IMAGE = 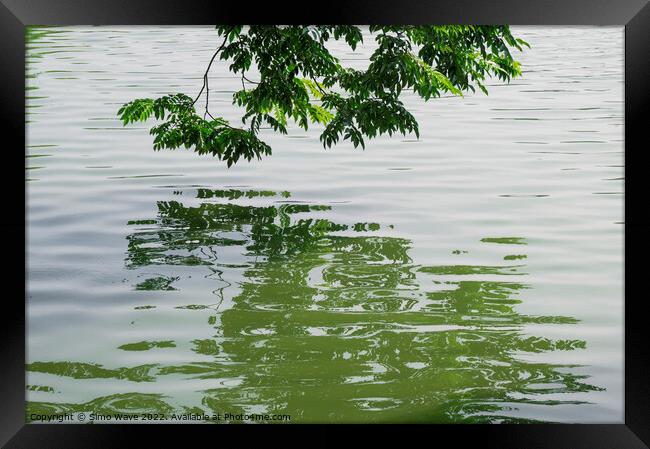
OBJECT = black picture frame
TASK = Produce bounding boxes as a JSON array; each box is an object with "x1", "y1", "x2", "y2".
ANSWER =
[{"x1": 2, "y1": 1, "x2": 648, "y2": 447}]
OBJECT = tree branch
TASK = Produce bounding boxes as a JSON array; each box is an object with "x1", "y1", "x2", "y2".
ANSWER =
[{"x1": 192, "y1": 26, "x2": 236, "y2": 114}]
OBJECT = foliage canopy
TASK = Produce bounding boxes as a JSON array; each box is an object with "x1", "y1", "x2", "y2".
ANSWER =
[{"x1": 118, "y1": 26, "x2": 528, "y2": 166}]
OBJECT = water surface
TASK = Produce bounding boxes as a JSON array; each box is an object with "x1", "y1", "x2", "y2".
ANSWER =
[{"x1": 26, "y1": 26, "x2": 624, "y2": 423}]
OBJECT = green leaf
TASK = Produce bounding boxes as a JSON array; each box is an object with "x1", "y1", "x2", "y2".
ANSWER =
[{"x1": 120, "y1": 25, "x2": 527, "y2": 165}]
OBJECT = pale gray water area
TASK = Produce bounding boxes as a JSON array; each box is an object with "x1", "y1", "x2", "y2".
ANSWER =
[{"x1": 26, "y1": 26, "x2": 624, "y2": 423}]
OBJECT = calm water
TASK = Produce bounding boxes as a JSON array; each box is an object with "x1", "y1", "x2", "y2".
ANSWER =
[{"x1": 26, "y1": 26, "x2": 624, "y2": 423}]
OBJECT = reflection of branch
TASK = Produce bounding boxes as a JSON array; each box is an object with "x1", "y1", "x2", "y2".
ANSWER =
[
  {"x1": 206, "y1": 265, "x2": 232, "y2": 315},
  {"x1": 192, "y1": 26, "x2": 236, "y2": 117}
]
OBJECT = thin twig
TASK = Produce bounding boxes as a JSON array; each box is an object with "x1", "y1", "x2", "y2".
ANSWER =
[
  {"x1": 192, "y1": 26, "x2": 236, "y2": 110},
  {"x1": 242, "y1": 74, "x2": 259, "y2": 85},
  {"x1": 309, "y1": 76, "x2": 327, "y2": 96}
]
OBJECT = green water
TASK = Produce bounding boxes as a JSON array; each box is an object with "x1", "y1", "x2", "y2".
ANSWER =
[{"x1": 26, "y1": 26, "x2": 624, "y2": 423}]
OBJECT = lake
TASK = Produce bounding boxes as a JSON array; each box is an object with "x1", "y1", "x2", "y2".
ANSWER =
[{"x1": 26, "y1": 26, "x2": 624, "y2": 423}]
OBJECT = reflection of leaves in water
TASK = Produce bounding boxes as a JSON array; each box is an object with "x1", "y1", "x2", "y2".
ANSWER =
[
  {"x1": 480, "y1": 237, "x2": 527, "y2": 245},
  {"x1": 27, "y1": 188, "x2": 602, "y2": 423},
  {"x1": 118, "y1": 340, "x2": 176, "y2": 351},
  {"x1": 27, "y1": 385, "x2": 54, "y2": 392},
  {"x1": 135, "y1": 275, "x2": 178, "y2": 291},
  {"x1": 27, "y1": 393, "x2": 176, "y2": 422},
  {"x1": 27, "y1": 361, "x2": 157, "y2": 382},
  {"x1": 127, "y1": 219, "x2": 157, "y2": 225},
  {"x1": 192, "y1": 339, "x2": 220, "y2": 356},
  {"x1": 125, "y1": 190, "x2": 383, "y2": 268},
  {"x1": 419, "y1": 265, "x2": 527, "y2": 275},
  {"x1": 175, "y1": 304, "x2": 211, "y2": 310},
  {"x1": 504, "y1": 254, "x2": 527, "y2": 260}
]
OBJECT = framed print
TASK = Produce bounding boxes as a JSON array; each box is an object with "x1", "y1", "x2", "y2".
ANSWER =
[{"x1": 1, "y1": 0, "x2": 648, "y2": 447}]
